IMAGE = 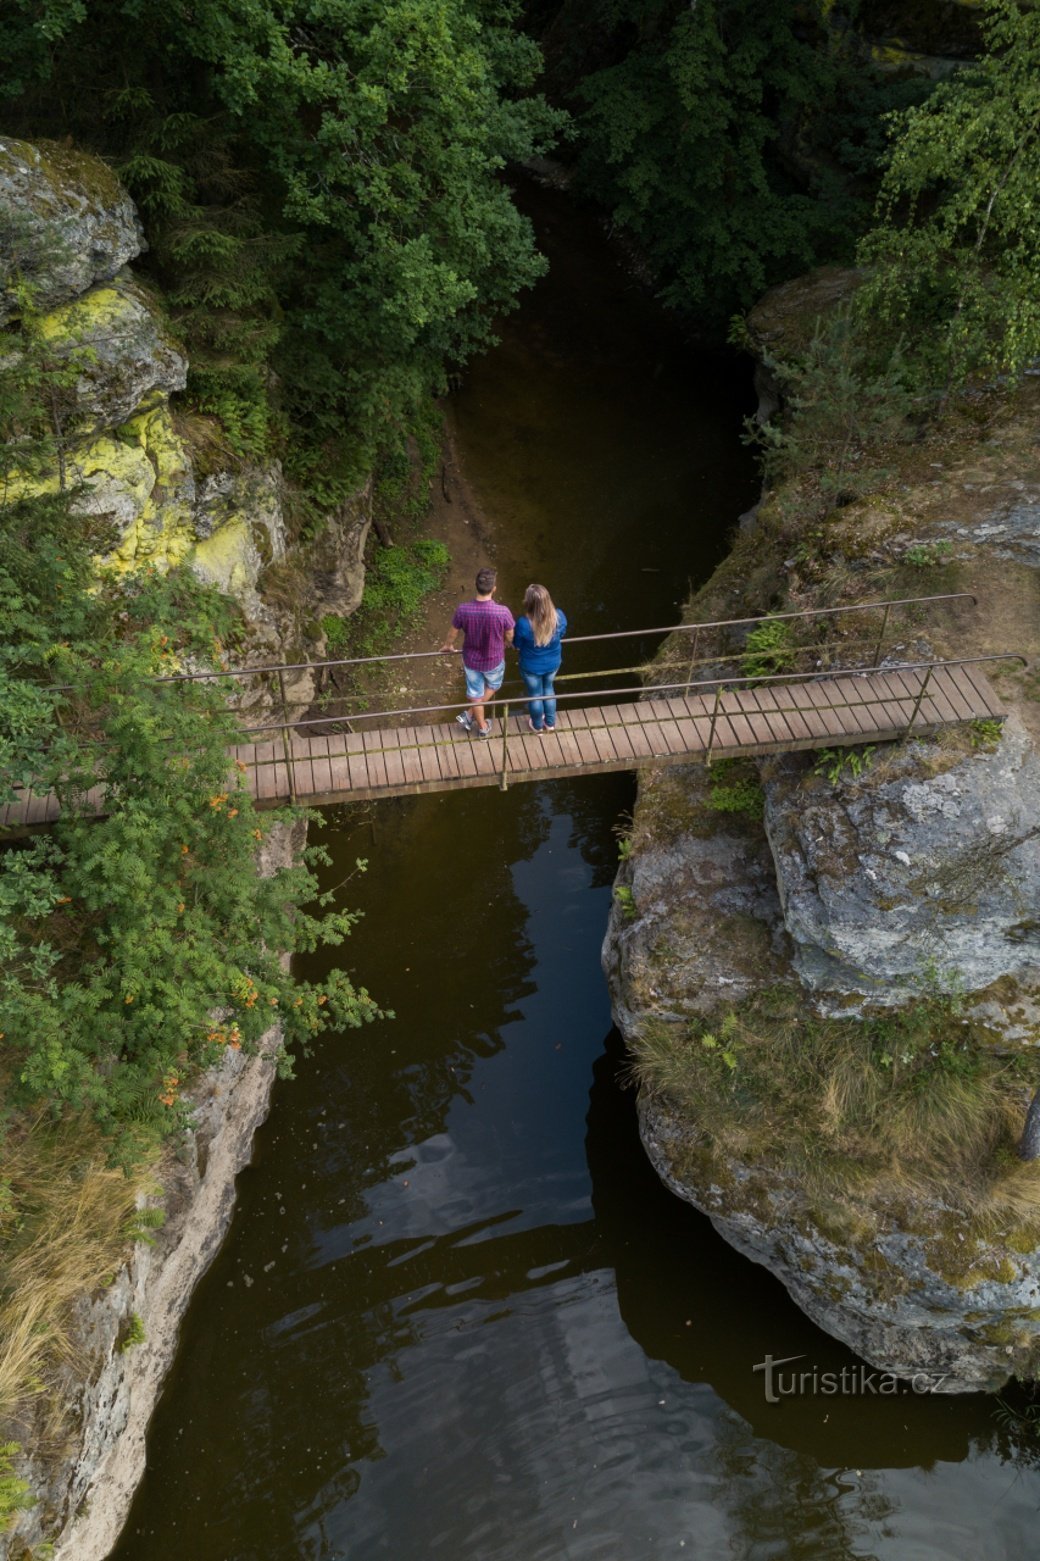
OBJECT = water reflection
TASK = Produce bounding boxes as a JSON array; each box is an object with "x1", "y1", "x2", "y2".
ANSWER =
[{"x1": 113, "y1": 780, "x2": 1040, "y2": 1561}]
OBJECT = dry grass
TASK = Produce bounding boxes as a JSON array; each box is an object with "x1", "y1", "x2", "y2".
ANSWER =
[
  {"x1": 631, "y1": 987, "x2": 1036, "y2": 1209},
  {"x1": 0, "y1": 1112, "x2": 154, "y2": 1439}
]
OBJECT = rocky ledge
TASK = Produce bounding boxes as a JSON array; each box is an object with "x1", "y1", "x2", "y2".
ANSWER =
[{"x1": 604, "y1": 276, "x2": 1040, "y2": 1394}]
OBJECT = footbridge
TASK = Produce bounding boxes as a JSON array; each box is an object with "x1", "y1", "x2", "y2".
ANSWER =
[{"x1": 1, "y1": 593, "x2": 1021, "y2": 829}]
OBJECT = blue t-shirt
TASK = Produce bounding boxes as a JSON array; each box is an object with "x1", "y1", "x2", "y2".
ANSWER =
[{"x1": 514, "y1": 609, "x2": 568, "y2": 674}]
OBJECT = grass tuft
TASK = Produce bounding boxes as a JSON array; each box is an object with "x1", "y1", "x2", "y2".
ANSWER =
[
  {"x1": 631, "y1": 986, "x2": 1037, "y2": 1210},
  {"x1": 0, "y1": 1112, "x2": 153, "y2": 1439}
]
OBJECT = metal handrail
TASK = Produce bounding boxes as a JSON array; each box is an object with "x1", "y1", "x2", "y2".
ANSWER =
[
  {"x1": 9, "y1": 652, "x2": 1022, "y2": 811},
  {"x1": 234, "y1": 653, "x2": 1025, "y2": 734},
  {"x1": 38, "y1": 591, "x2": 977, "y2": 691}
]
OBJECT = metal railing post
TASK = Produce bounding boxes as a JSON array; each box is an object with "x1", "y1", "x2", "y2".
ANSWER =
[
  {"x1": 686, "y1": 627, "x2": 700, "y2": 692},
  {"x1": 277, "y1": 668, "x2": 296, "y2": 803},
  {"x1": 705, "y1": 686, "x2": 722, "y2": 767},
  {"x1": 499, "y1": 696, "x2": 510, "y2": 791},
  {"x1": 905, "y1": 663, "x2": 934, "y2": 736},
  {"x1": 871, "y1": 602, "x2": 891, "y2": 667}
]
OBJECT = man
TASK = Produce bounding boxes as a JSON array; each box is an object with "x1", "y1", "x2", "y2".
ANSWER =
[{"x1": 440, "y1": 567, "x2": 514, "y2": 738}]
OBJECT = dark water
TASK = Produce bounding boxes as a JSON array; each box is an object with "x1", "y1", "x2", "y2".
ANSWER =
[{"x1": 113, "y1": 191, "x2": 1040, "y2": 1560}]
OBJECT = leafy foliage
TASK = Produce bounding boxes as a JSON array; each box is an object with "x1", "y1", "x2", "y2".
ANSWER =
[
  {"x1": 553, "y1": 0, "x2": 931, "y2": 328},
  {"x1": 741, "y1": 617, "x2": 795, "y2": 679},
  {"x1": 1, "y1": 0, "x2": 565, "y2": 482},
  {"x1": 706, "y1": 759, "x2": 764, "y2": 817},
  {"x1": 737, "y1": 303, "x2": 914, "y2": 502},
  {"x1": 857, "y1": 0, "x2": 1040, "y2": 391},
  {"x1": 0, "y1": 492, "x2": 385, "y2": 1161}
]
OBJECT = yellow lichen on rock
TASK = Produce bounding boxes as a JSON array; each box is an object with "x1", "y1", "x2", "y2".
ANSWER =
[
  {"x1": 97, "y1": 405, "x2": 195, "y2": 571},
  {"x1": 38, "y1": 283, "x2": 125, "y2": 342},
  {"x1": 192, "y1": 516, "x2": 259, "y2": 598}
]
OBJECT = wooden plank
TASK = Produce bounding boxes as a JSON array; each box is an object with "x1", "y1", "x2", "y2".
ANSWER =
[
  {"x1": 934, "y1": 666, "x2": 978, "y2": 722},
  {"x1": 646, "y1": 695, "x2": 693, "y2": 757},
  {"x1": 901, "y1": 667, "x2": 961, "y2": 726},
  {"x1": 711, "y1": 690, "x2": 758, "y2": 750},
  {"x1": 343, "y1": 730, "x2": 369, "y2": 792},
  {"x1": 617, "y1": 703, "x2": 662, "y2": 760},
  {"x1": 954, "y1": 663, "x2": 1004, "y2": 719},
  {"x1": 255, "y1": 761, "x2": 284, "y2": 802},
  {"x1": 553, "y1": 711, "x2": 585, "y2": 770},
  {"x1": 378, "y1": 725, "x2": 410, "y2": 790},
  {"x1": 568, "y1": 707, "x2": 606, "y2": 767},
  {"x1": 361, "y1": 724, "x2": 390, "y2": 791},
  {"x1": 467, "y1": 726, "x2": 501, "y2": 780},
  {"x1": 599, "y1": 701, "x2": 637, "y2": 761},
  {"x1": 439, "y1": 722, "x2": 473, "y2": 784},
  {"x1": 503, "y1": 715, "x2": 540, "y2": 774},
  {"x1": 822, "y1": 673, "x2": 888, "y2": 737},
  {"x1": 326, "y1": 747, "x2": 351, "y2": 798},
  {"x1": 395, "y1": 725, "x2": 428, "y2": 787},
  {"x1": 701, "y1": 691, "x2": 743, "y2": 758},
  {"x1": 743, "y1": 685, "x2": 796, "y2": 747},
  {"x1": 574, "y1": 703, "x2": 618, "y2": 763},
  {"x1": 860, "y1": 670, "x2": 914, "y2": 732},
  {"x1": 23, "y1": 788, "x2": 51, "y2": 825},
  {"x1": 759, "y1": 682, "x2": 830, "y2": 744},
  {"x1": 446, "y1": 725, "x2": 481, "y2": 781},
  {"x1": 811, "y1": 677, "x2": 869, "y2": 740},
  {"x1": 305, "y1": 733, "x2": 334, "y2": 796},
  {"x1": 412, "y1": 723, "x2": 445, "y2": 787},
  {"x1": 660, "y1": 695, "x2": 707, "y2": 758},
  {"x1": 798, "y1": 681, "x2": 854, "y2": 745},
  {"x1": 884, "y1": 669, "x2": 941, "y2": 732}
]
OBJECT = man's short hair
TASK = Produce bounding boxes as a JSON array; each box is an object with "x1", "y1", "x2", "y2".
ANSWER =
[{"x1": 475, "y1": 567, "x2": 497, "y2": 595}]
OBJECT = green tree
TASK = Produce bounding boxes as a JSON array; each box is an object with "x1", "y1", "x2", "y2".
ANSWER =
[
  {"x1": 0, "y1": 492, "x2": 384, "y2": 1160},
  {"x1": 1, "y1": 0, "x2": 564, "y2": 486},
  {"x1": 857, "y1": 0, "x2": 1040, "y2": 391},
  {"x1": 553, "y1": 0, "x2": 923, "y2": 328}
]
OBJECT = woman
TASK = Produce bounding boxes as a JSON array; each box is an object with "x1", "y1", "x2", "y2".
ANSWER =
[{"x1": 514, "y1": 583, "x2": 568, "y2": 733}]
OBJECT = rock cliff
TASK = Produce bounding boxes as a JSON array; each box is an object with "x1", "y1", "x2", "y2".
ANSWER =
[
  {"x1": 604, "y1": 274, "x2": 1040, "y2": 1394},
  {"x1": 0, "y1": 133, "x2": 373, "y2": 669},
  {"x1": 0, "y1": 137, "x2": 372, "y2": 1556}
]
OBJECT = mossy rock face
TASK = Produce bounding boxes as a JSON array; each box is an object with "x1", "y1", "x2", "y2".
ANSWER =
[
  {"x1": 0, "y1": 136, "x2": 142, "y2": 319},
  {"x1": 192, "y1": 468, "x2": 287, "y2": 604},
  {"x1": 639, "y1": 1090, "x2": 1040, "y2": 1394},
  {"x1": 37, "y1": 275, "x2": 186, "y2": 435}
]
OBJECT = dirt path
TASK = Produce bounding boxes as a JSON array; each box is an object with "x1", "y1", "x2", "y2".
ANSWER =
[{"x1": 348, "y1": 407, "x2": 511, "y2": 723}]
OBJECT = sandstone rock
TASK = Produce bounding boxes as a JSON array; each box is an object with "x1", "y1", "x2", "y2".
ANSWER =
[
  {"x1": 3, "y1": 823, "x2": 304, "y2": 1561},
  {"x1": 74, "y1": 403, "x2": 197, "y2": 567},
  {"x1": 0, "y1": 138, "x2": 142, "y2": 318},
  {"x1": 602, "y1": 765, "x2": 790, "y2": 1037}
]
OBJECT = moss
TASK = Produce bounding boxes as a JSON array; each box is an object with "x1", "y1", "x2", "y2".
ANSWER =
[
  {"x1": 34, "y1": 138, "x2": 126, "y2": 212},
  {"x1": 193, "y1": 517, "x2": 257, "y2": 595}
]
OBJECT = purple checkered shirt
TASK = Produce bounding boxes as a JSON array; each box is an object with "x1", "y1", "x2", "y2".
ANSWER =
[{"x1": 452, "y1": 598, "x2": 515, "y2": 672}]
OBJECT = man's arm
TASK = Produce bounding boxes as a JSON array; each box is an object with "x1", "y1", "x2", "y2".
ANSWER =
[{"x1": 440, "y1": 625, "x2": 459, "y2": 652}]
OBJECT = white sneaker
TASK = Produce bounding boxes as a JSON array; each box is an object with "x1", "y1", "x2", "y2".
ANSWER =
[{"x1": 455, "y1": 712, "x2": 473, "y2": 731}]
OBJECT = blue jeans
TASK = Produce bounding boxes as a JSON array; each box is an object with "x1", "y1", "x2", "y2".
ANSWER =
[{"x1": 520, "y1": 668, "x2": 558, "y2": 728}]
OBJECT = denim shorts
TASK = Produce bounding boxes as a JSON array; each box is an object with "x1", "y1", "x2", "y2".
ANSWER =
[{"x1": 464, "y1": 660, "x2": 505, "y2": 701}]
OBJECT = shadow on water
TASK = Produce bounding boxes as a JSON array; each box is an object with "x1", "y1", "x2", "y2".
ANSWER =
[{"x1": 111, "y1": 185, "x2": 1040, "y2": 1561}]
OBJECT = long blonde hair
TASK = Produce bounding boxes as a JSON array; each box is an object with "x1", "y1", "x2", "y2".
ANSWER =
[{"x1": 524, "y1": 583, "x2": 558, "y2": 647}]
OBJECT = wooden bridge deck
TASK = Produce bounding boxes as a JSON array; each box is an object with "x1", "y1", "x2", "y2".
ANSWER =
[{"x1": 1, "y1": 662, "x2": 1005, "y2": 829}]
